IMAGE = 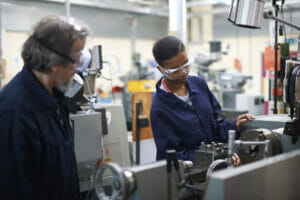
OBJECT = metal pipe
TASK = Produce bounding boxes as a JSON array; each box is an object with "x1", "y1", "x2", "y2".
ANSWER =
[
  {"x1": 227, "y1": 130, "x2": 236, "y2": 163},
  {"x1": 177, "y1": 0, "x2": 187, "y2": 44},
  {"x1": 234, "y1": 139, "x2": 271, "y2": 158},
  {"x1": 65, "y1": 0, "x2": 70, "y2": 20},
  {"x1": 83, "y1": 73, "x2": 95, "y2": 110},
  {"x1": 264, "y1": 139, "x2": 270, "y2": 158},
  {"x1": 263, "y1": 9, "x2": 300, "y2": 31},
  {"x1": 234, "y1": 140, "x2": 270, "y2": 146},
  {"x1": 274, "y1": 4, "x2": 279, "y2": 114},
  {"x1": 272, "y1": 15, "x2": 300, "y2": 30},
  {"x1": 129, "y1": 16, "x2": 137, "y2": 76},
  {"x1": 135, "y1": 101, "x2": 141, "y2": 165}
]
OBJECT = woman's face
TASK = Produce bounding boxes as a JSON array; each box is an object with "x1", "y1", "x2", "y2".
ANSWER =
[{"x1": 160, "y1": 51, "x2": 190, "y2": 82}]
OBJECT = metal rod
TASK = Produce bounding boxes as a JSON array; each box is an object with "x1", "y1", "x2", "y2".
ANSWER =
[
  {"x1": 268, "y1": 14, "x2": 300, "y2": 31},
  {"x1": 65, "y1": 0, "x2": 71, "y2": 20},
  {"x1": 83, "y1": 74, "x2": 95, "y2": 110},
  {"x1": 227, "y1": 130, "x2": 236, "y2": 163},
  {"x1": 273, "y1": 5, "x2": 279, "y2": 114},
  {"x1": 135, "y1": 101, "x2": 142, "y2": 165},
  {"x1": 264, "y1": 140, "x2": 270, "y2": 159},
  {"x1": 129, "y1": 16, "x2": 138, "y2": 77},
  {"x1": 177, "y1": 0, "x2": 186, "y2": 44},
  {"x1": 234, "y1": 140, "x2": 269, "y2": 146}
]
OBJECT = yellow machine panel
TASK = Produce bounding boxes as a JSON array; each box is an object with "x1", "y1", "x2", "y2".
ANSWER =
[{"x1": 127, "y1": 80, "x2": 156, "y2": 93}]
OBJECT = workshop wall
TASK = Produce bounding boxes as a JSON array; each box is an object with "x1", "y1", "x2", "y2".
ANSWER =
[
  {"x1": 0, "y1": 1, "x2": 166, "y2": 89},
  {"x1": 2, "y1": 1, "x2": 300, "y2": 97}
]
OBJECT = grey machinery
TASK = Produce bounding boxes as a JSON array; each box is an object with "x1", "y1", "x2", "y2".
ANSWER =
[
  {"x1": 67, "y1": 42, "x2": 300, "y2": 198},
  {"x1": 204, "y1": 60, "x2": 300, "y2": 200},
  {"x1": 93, "y1": 124, "x2": 300, "y2": 200},
  {"x1": 91, "y1": 60, "x2": 300, "y2": 200},
  {"x1": 65, "y1": 45, "x2": 131, "y2": 194},
  {"x1": 71, "y1": 111, "x2": 103, "y2": 192},
  {"x1": 70, "y1": 104, "x2": 131, "y2": 193}
]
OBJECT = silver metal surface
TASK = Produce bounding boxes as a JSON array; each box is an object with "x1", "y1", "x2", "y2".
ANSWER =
[
  {"x1": 243, "y1": 114, "x2": 290, "y2": 130},
  {"x1": 128, "y1": 160, "x2": 185, "y2": 200},
  {"x1": 70, "y1": 112, "x2": 103, "y2": 192},
  {"x1": 228, "y1": 0, "x2": 264, "y2": 29},
  {"x1": 242, "y1": 114, "x2": 300, "y2": 152},
  {"x1": 95, "y1": 162, "x2": 134, "y2": 200},
  {"x1": 206, "y1": 159, "x2": 231, "y2": 179},
  {"x1": 240, "y1": 128, "x2": 282, "y2": 155},
  {"x1": 71, "y1": 112, "x2": 102, "y2": 163},
  {"x1": 235, "y1": 139, "x2": 271, "y2": 160},
  {"x1": 204, "y1": 148, "x2": 300, "y2": 200},
  {"x1": 227, "y1": 130, "x2": 235, "y2": 158},
  {"x1": 95, "y1": 160, "x2": 186, "y2": 200},
  {"x1": 94, "y1": 104, "x2": 131, "y2": 168},
  {"x1": 92, "y1": 129, "x2": 300, "y2": 200},
  {"x1": 272, "y1": 128, "x2": 300, "y2": 153},
  {"x1": 70, "y1": 104, "x2": 130, "y2": 193}
]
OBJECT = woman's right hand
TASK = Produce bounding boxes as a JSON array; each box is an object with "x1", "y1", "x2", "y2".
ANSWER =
[{"x1": 232, "y1": 153, "x2": 241, "y2": 167}]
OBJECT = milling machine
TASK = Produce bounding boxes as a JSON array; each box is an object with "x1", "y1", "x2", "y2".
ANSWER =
[
  {"x1": 91, "y1": 58, "x2": 300, "y2": 200},
  {"x1": 93, "y1": 129, "x2": 288, "y2": 200}
]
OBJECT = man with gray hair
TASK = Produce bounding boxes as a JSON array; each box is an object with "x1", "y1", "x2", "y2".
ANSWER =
[{"x1": 0, "y1": 15, "x2": 89, "y2": 199}]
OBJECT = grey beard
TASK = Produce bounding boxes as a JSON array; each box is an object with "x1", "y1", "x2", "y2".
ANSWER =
[{"x1": 54, "y1": 76, "x2": 74, "y2": 93}]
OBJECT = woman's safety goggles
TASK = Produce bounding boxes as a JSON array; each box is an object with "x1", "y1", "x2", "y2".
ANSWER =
[{"x1": 158, "y1": 58, "x2": 193, "y2": 74}]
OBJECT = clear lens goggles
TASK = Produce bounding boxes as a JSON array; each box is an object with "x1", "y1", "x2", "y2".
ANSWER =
[
  {"x1": 158, "y1": 58, "x2": 193, "y2": 74},
  {"x1": 67, "y1": 48, "x2": 92, "y2": 72}
]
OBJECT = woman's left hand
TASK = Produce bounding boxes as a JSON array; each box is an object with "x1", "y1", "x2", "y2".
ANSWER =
[{"x1": 236, "y1": 113, "x2": 255, "y2": 131}]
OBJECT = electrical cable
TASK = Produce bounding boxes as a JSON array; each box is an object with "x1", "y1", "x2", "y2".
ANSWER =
[
  {"x1": 85, "y1": 174, "x2": 92, "y2": 200},
  {"x1": 100, "y1": 75, "x2": 112, "y2": 81},
  {"x1": 108, "y1": 62, "x2": 115, "y2": 103},
  {"x1": 206, "y1": 159, "x2": 231, "y2": 179},
  {"x1": 85, "y1": 135, "x2": 105, "y2": 200},
  {"x1": 99, "y1": 61, "x2": 115, "y2": 103}
]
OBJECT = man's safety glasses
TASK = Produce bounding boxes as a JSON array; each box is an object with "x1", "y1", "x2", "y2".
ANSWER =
[
  {"x1": 33, "y1": 36, "x2": 91, "y2": 73},
  {"x1": 67, "y1": 48, "x2": 91, "y2": 73}
]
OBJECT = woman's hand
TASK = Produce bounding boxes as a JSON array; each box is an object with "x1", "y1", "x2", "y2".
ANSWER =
[
  {"x1": 236, "y1": 113, "x2": 255, "y2": 131},
  {"x1": 232, "y1": 153, "x2": 241, "y2": 167}
]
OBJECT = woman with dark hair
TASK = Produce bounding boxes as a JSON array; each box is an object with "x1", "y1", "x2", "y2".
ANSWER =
[{"x1": 151, "y1": 36, "x2": 254, "y2": 162}]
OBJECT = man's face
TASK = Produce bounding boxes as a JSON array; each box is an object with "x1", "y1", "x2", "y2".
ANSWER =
[{"x1": 54, "y1": 38, "x2": 85, "y2": 93}]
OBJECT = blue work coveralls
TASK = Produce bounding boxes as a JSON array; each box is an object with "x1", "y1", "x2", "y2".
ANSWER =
[
  {"x1": 0, "y1": 67, "x2": 80, "y2": 200},
  {"x1": 150, "y1": 76, "x2": 237, "y2": 162}
]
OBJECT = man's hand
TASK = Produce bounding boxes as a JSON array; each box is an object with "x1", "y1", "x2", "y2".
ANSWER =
[{"x1": 236, "y1": 113, "x2": 255, "y2": 131}]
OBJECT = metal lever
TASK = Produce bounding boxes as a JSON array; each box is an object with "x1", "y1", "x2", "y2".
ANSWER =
[{"x1": 166, "y1": 150, "x2": 184, "y2": 200}]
